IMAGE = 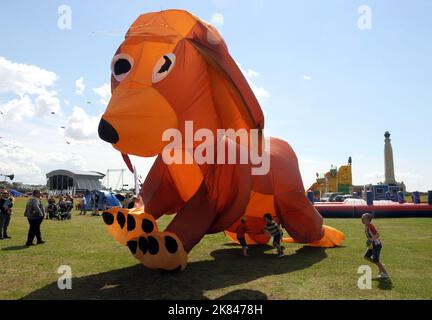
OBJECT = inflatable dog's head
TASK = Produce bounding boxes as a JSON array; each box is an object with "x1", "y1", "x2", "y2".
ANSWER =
[{"x1": 99, "y1": 9, "x2": 264, "y2": 159}]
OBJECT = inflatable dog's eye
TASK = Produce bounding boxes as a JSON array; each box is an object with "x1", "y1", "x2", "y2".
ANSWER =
[
  {"x1": 111, "y1": 53, "x2": 134, "y2": 82},
  {"x1": 152, "y1": 53, "x2": 176, "y2": 84}
]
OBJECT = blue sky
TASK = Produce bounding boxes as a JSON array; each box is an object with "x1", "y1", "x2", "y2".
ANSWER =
[{"x1": 0, "y1": 0, "x2": 431, "y2": 191}]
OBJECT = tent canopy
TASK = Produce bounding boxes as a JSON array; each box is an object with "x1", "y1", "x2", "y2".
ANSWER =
[
  {"x1": 83, "y1": 190, "x2": 122, "y2": 210},
  {"x1": 10, "y1": 189, "x2": 24, "y2": 197}
]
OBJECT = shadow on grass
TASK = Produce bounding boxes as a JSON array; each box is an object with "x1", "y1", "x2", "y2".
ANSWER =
[
  {"x1": 1, "y1": 245, "x2": 29, "y2": 251},
  {"x1": 22, "y1": 246, "x2": 327, "y2": 300},
  {"x1": 374, "y1": 278, "x2": 394, "y2": 291}
]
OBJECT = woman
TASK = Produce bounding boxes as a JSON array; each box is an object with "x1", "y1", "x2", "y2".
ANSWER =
[{"x1": 24, "y1": 189, "x2": 46, "y2": 246}]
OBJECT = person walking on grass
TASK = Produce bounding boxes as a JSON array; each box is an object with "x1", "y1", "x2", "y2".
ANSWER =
[
  {"x1": 0, "y1": 189, "x2": 13, "y2": 240},
  {"x1": 263, "y1": 213, "x2": 284, "y2": 258},
  {"x1": 80, "y1": 193, "x2": 87, "y2": 215},
  {"x1": 24, "y1": 189, "x2": 46, "y2": 246},
  {"x1": 362, "y1": 213, "x2": 389, "y2": 279},
  {"x1": 236, "y1": 217, "x2": 249, "y2": 257}
]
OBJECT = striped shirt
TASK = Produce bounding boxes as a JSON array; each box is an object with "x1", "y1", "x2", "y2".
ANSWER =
[
  {"x1": 365, "y1": 223, "x2": 381, "y2": 246},
  {"x1": 264, "y1": 221, "x2": 281, "y2": 237}
]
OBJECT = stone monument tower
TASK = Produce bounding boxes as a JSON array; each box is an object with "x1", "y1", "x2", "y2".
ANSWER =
[{"x1": 384, "y1": 131, "x2": 397, "y2": 185}]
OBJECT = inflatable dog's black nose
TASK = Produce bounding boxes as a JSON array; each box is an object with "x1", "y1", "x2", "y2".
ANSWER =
[{"x1": 98, "y1": 118, "x2": 119, "y2": 144}]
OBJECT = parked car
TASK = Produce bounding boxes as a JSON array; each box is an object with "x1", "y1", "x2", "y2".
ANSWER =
[{"x1": 320, "y1": 192, "x2": 344, "y2": 202}]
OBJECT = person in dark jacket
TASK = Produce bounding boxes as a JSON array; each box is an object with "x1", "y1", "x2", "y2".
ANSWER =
[
  {"x1": 0, "y1": 189, "x2": 13, "y2": 239},
  {"x1": 24, "y1": 189, "x2": 46, "y2": 246}
]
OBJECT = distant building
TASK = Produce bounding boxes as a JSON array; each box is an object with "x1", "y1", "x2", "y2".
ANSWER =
[
  {"x1": 308, "y1": 157, "x2": 353, "y2": 197},
  {"x1": 46, "y1": 170, "x2": 105, "y2": 194}
]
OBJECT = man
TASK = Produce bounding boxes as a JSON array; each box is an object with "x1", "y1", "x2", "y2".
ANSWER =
[
  {"x1": 0, "y1": 189, "x2": 13, "y2": 239},
  {"x1": 24, "y1": 189, "x2": 46, "y2": 246}
]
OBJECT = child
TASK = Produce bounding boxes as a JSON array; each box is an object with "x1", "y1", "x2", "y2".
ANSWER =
[
  {"x1": 263, "y1": 213, "x2": 284, "y2": 258},
  {"x1": 362, "y1": 213, "x2": 389, "y2": 279},
  {"x1": 236, "y1": 217, "x2": 249, "y2": 257}
]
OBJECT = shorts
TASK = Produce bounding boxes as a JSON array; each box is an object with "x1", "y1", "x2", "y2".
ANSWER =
[
  {"x1": 364, "y1": 243, "x2": 382, "y2": 262},
  {"x1": 273, "y1": 234, "x2": 281, "y2": 246},
  {"x1": 237, "y1": 236, "x2": 247, "y2": 247}
]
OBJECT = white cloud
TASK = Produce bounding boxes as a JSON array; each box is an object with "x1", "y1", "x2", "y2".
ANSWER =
[
  {"x1": 237, "y1": 63, "x2": 270, "y2": 100},
  {"x1": 250, "y1": 86, "x2": 270, "y2": 100},
  {"x1": 0, "y1": 56, "x2": 61, "y2": 121},
  {"x1": 93, "y1": 82, "x2": 111, "y2": 106},
  {"x1": 35, "y1": 92, "x2": 61, "y2": 116},
  {"x1": 0, "y1": 139, "x2": 88, "y2": 184},
  {"x1": 0, "y1": 56, "x2": 58, "y2": 96},
  {"x1": 0, "y1": 133, "x2": 153, "y2": 187},
  {"x1": 29, "y1": 129, "x2": 40, "y2": 136},
  {"x1": 0, "y1": 58, "x2": 151, "y2": 186},
  {"x1": 211, "y1": 13, "x2": 225, "y2": 27},
  {"x1": 0, "y1": 96, "x2": 34, "y2": 121},
  {"x1": 0, "y1": 141, "x2": 43, "y2": 183},
  {"x1": 243, "y1": 69, "x2": 260, "y2": 78},
  {"x1": 44, "y1": 152, "x2": 86, "y2": 169},
  {"x1": 303, "y1": 75, "x2": 312, "y2": 80},
  {"x1": 75, "y1": 77, "x2": 85, "y2": 95},
  {"x1": 64, "y1": 106, "x2": 100, "y2": 141}
]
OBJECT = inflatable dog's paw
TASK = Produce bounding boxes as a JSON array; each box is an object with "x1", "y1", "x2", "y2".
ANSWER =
[
  {"x1": 127, "y1": 232, "x2": 187, "y2": 272},
  {"x1": 102, "y1": 207, "x2": 187, "y2": 271},
  {"x1": 102, "y1": 207, "x2": 158, "y2": 245}
]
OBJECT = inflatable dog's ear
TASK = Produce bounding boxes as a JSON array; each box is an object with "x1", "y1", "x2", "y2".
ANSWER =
[{"x1": 187, "y1": 21, "x2": 265, "y2": 132}]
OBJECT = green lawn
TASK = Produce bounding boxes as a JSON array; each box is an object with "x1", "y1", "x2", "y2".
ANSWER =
[{"x1": 1, "y1": 198, "x2": 432, "y2": 300}]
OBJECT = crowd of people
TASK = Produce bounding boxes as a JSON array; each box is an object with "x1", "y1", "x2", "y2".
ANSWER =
[
  {"x1": 46, "y1": 194, "x2": 74, "y2": 220},
  {"x1": 0, "y1": 187, "x2": 141, "y2": 246}
]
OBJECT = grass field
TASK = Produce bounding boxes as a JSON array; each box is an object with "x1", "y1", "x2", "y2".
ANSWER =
[{"x1": 1, "y1": 198, "x2": 432, "y2": 300}]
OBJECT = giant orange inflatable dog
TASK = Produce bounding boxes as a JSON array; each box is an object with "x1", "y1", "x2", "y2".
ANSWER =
[{"x1": 98, "y1": 9, "x2": 344, "y2": 272}]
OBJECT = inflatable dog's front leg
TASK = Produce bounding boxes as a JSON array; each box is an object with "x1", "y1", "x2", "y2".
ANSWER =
[
  {"x1": 102, "y1": 183, "x2": 218, "y2": 271},
  {"x1": 102, "y1": 207, "x2": 188, "y2": 272}
]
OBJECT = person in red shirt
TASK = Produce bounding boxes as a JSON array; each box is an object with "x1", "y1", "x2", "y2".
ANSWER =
[
  {"x1": 236, "y1": 217, "x2": 249, "y2": 257},
  {"x1": 362, "y1": 213, "x2": 389, "y2": 279}
]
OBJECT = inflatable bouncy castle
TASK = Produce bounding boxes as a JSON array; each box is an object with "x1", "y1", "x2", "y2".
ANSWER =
[{"x1": 98, "y1": 9, "x2": 344, "y2": 272}]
